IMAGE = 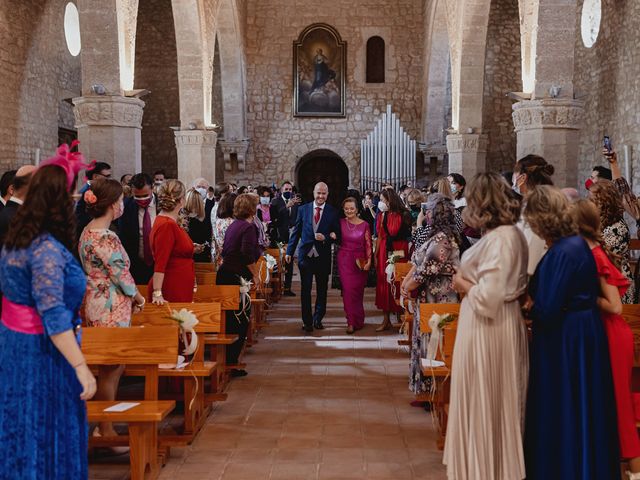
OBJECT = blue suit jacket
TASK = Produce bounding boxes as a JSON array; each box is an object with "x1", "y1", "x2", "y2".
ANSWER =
[{"x1": 286, "y1": 202, "x2": 340, "y2": 265}]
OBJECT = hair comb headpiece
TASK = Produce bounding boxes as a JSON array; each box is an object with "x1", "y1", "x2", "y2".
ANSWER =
[{"x1": 39, "y1": 140, "x2": 96, "y2": 191}]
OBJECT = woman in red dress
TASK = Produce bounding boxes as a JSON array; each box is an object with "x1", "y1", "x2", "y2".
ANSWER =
[
  {"x1": 374, "y1": 188, "x2": 410, "y2": 331},
  {"x1": 148, "y1": 180, "x2": 195, "y2": 304},
  {"x1": 574, "y1": 199, "x2": 640, "y2": 478}
]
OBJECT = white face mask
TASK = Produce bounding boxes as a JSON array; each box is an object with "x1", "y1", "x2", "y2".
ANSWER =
[
  {"x1": 195, "y1": 187, "x2": 207, "y2": 199},
  {"x1": 260, "y1": 196, "x2": 270, "y2": 206},
  {"x1": 377, "y1": 201, "x2": 389, "y2": 212},
  {"x1": 450, "y1": 183, "x2": 457, "y2": 194}
]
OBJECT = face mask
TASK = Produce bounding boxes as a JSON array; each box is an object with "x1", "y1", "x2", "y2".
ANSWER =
[
  {"x1": 282, "y1": 191, "x2": 292, "y2": 200},
  {"x1": 512, "y1": 174, "x2": 522, "y2": 196},
  {"x1": 377, "y1": 201, "x2": 389, "y2": 212},
  {"x1": 112, "y1": 199, "x2": 124, "y2": 220},
  {"x1": 195, "y1": 187, "x2": 207, "y2": 199},
  {"x1": 260, "y1": 196, "x2": 270, "y2": 205},
  {"x1": 410, "y1": 204, "x2": 421, "y2": 212},
  {"x1": 585, "y1": 178, "x2": 594, "y2": 190},
  {"x1": 450, "y1": 183, "x2": 458, "y2": 194},
  {"x1": 135, "y1": 195, "x2": 152, "y2": 209},
  {"x1": 154, "y1": 180, "x2": 163, "y2": 186}
]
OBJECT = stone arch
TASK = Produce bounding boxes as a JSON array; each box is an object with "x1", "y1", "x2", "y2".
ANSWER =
[
  {"x1": 289, "y1": 140, "x2": 357, "y2": 189},
  {"x1": 295, "y1": 149, "x2": 350, "y2": 207},
  {"x1": 213, "y1": 0, "x2": 247, "y2": 140}
]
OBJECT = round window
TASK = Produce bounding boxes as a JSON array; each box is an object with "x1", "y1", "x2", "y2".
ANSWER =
[
  {"x1": 64, "y1": 2, "x2": 81, "y2": 56},
  {"x1": 581, "y1": 0, "x2": 602, "y2": 48}
]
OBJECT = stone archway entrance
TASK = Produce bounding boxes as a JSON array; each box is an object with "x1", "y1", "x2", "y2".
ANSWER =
[{"x1": 295, "y1": 149, "x2": 349, "y2": 207}]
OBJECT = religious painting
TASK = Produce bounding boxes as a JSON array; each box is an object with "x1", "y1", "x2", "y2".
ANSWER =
[{"x1": 293, "y1": 24, "x2": 346, "y2": 117}]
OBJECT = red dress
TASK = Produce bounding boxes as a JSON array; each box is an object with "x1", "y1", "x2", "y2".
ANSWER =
[
  {"x1": 375, "y1": 212, "x2": 409, "y2": 313},
  {"x1": 147, "y1": 216, "x2": 195, "y2": 302},
  {"x1": 592, "y1": 245, "x2": 640, "y2": 459}
]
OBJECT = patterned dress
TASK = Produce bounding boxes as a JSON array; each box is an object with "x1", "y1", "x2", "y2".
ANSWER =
[
  {"x1": 212, "y1": 217, "x2": 234, "y2": 267},
  {"x1": 603, "y1": 219, "x2": 635, "y2": 303},
  {"x1": 0, "y1": 234, "x2": 88, "y2": 479},
  {"x1": 408, "y1": 231, "x2": 459, "y2": 395},
  {"x1": 79, "y1": 228, "x2": 137, "y2": 327}
]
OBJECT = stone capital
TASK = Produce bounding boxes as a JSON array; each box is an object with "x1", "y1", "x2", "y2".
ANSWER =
[
  {"x1": 218, "y1": 138, "x2": 250, "y2": 172},
  {"x1": 446, "y1": 133, "x2": 489, "y2": 154},
  {"x1": 174, "y1": 130, "x2": 218, "y2": 147},
  {"x1": 512, "y1": 98, "x2": 585, "y2": 133},
  {"x1": 73, "y1": 96, "x2": 145, "y2": 129}
]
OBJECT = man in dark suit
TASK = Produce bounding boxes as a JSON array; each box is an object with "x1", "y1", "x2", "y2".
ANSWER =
[
  {"x1": 286, "y1": 182, "x2": 340, "y2": 332},
  {"x1": 0, "y1": 170, "x2": 17, "y2": 213},
  {"x1": 270, "y1": 181, "x2": 300, "y2": 295},
  {"x1": 0, "y1": 165, "x2": 35, "y2": 244},
  {"x1": 117, "y1": 173, "x2": 157, "y2": 285}
]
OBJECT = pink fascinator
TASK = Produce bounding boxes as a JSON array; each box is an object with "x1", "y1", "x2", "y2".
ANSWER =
[{"x1": 39, "y1": 140, "x2": 96, "y2": 191}]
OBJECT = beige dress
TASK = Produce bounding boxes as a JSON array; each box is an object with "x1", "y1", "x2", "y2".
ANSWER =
[{"x1": 443, "y1": 225, "x2": 529, "y2": 480}]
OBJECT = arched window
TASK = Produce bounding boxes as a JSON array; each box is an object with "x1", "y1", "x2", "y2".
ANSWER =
[
  {"x1": 366, "y1": 36, "x2": 385, "y2": 83},
  {"x1": 64, "y1": 2, "x2": 82, "y2": 56}
]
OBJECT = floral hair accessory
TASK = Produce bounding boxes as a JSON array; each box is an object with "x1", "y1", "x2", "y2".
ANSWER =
[
  {"x1": 84, "y1": 190, "x2": 97, "y2": 205},
  {"x1": 39, "y1": 140, "x2": 96, "y2": 191}
]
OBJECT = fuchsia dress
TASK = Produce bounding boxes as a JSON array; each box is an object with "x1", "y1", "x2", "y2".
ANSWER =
[{"x1": 337, "y1": 219, "x2": 372, "y2": 329}]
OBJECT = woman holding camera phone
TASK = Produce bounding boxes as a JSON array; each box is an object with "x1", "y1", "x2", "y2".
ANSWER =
[{"x1": 337, "y1": 197, "x2": 372, "y2": 334}]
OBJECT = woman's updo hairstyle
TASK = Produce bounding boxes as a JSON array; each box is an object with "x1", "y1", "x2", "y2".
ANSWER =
[
  {"x1": 157, "y1": 179, "x2": 186, "y2": 212},
  {"x1": 515, "y1": 154, "x2": 554, "y2": 189},
  {"x1": 85, "y1": 178, "x2": 123, "y2": 218}
]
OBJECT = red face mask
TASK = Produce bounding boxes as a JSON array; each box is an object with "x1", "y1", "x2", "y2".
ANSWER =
[
  {"x1": 585, "y1": 179, "x2": 594, "y2": 190},
  {"x1": 135, "y1": 195, "x2": 152, "y2": 209}
]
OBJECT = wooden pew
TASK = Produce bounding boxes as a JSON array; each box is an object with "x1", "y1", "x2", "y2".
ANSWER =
[
  {"x1": 419, "y1": 303, "x2": 460, "y2": 450},
  {"x1": 131, "y1": 303, "x2": 221, "y2": 445},
  {"x1": 194, "y1": 284, "x2": 243, "y2": 394},
  {"x1": 195, "y1": 262, "x2": 215, "y2": 273},
  {"x1": 196, "y1": 271, "x2": 217, "y2": 285},
  {"x1": 265, "y1": 247, "x2": 283, "y2": 302},
  {"x1": 83, "y1": 326, "x2": 178, "y2": 480},
  {"x1": 394, "y1": 262, "x2": 414, "y2": 347}
]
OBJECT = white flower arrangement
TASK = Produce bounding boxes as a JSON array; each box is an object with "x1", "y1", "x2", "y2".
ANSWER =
[
  {"x1": 424, "y1": 312, "x2": 456, "y2": 363},
  {"x1": 238, "y1": 276, "x2": 253, "y2": 317},
  {"x1": 385, "y1": 253, "x2": 403, "y2": 284},
  {"x1": 169, "y1": 308, "x2": 199, "y2": 356}
]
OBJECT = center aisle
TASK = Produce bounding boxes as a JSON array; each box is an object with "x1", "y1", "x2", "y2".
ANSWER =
[{"x1": 159, "y1": 283, "x2": 447, "y2": 480}]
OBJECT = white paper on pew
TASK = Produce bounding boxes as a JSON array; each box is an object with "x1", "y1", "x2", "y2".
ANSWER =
[
  {"x1": 103, "y1": 402, "x2": 140, "y2": 412},
  {"x1": 421, "y1": 358, "x2": 445, "y2": 368}
]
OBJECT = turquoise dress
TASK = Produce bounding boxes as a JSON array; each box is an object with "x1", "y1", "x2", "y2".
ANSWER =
[{"x1": 0, "y1": 234, "x2": 88, "y2": 479}]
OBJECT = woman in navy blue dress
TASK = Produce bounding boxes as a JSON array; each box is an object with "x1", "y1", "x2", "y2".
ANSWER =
[
  {"x1": 523, "y1": 186, "x2": 619, "y2": 480},
  {"x1": 0, "y1": 144, "x2": 97, "y2": 479}
]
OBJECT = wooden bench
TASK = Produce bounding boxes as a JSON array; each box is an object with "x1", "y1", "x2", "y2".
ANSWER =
[
  {"x1": 265, "y1": 247, "x2": 284, "y2": 303},
  {"x1": 419, "y1": 303, "x2": 460, "y2": 450},
  {"x1": 394, "y1": 262, "x2": 414, "y2": 347},
  {"x1": 83, "y1": 326, "x2": 178, "y2": 480},
  {"x1": 196, "y1": 271, "x2": 217, "y2": 285},
  {"x1": 131, "y1": 302, "x2": 221, "y2": 445},
  {"x1": 195, "y1": 262, "x2": 215, "y2": 273}
]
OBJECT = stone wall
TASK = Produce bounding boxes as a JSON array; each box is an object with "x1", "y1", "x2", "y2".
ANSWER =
[
  {"x1": 134, "y1": 0, "x2": 180, "y2": 177},
  {"x1": 574, "y1": 0, "x2": 640, "y2": 193},
  {"x1": 482, "y1": 0, "x2": 521, "y2": 174},
  {"x1": 243, "y1": 0, "x2": 424, "y2": 188},
  {"x1": 0, "y1": 0, "x2": 81, "y2": 172}
]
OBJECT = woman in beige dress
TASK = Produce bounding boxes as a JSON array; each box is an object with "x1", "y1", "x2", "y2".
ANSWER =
[{"x1": 443, "y1": 172, "x2": 529, "y2": 480}]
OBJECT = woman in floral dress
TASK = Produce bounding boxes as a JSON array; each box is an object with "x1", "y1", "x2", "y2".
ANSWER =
[
  {"x1": 401, "y1": 194, "x2": 460, "y2": 397},
  {"x1": 78, "y1": 178, "x2": 145, "y2": 439},
  {"x1": 590, "y1": 180, "x2": 636, "y2": 303},
  {"x1": 212, "y1": 192, "x2": 237, "y2": 267}
]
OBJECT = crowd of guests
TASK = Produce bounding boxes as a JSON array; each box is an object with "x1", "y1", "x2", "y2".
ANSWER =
[{"x1": 2, "y1": 138, "x2": 640, "y2": 479}]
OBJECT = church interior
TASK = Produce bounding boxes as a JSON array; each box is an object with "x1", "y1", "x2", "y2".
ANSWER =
[{"x1": 1, "y1": 0, "x2": 640, "y2": 479}]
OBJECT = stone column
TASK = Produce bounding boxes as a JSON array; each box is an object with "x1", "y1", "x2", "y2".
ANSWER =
[
  {"x1": 218, "y1": 139, "x2": 250, "y2": 172},
  {"x1": 445, "y1": 133, "x2": 488, "y2": 178},
  {"x1": 73, "y1": 95, "x2": 144, "y2": 178},
  {"x1": 512, "y1": 99, "x2": 584, "y2": 188},
  {"x1": 174, "y1": 130, "x2": 218, "y2": 188}
]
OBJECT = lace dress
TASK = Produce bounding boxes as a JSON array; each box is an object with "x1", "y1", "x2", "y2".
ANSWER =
[
  {"x1": 603, "y1": 219, "x2": 635, "y2": 303},
  {"x1": 408, "y1": 232, "x2": 459, "y2": 395},
  {"x1": 0, "y1": 234, "x2": 88, "y2": 479}
]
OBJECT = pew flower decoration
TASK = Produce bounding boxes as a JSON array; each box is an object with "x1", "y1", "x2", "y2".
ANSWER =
[
  {"x1": 425, "y1": 312, "x2": 457, "y2": 363},
  {"x1": 170, "y1": 308, "x2": 199, "y2": 356},
  {"x1": 264, "y1": 254, "x2": 277, "y2": 283},
  {"x1": 385, "y1": 253, "x2": 403, "y2": 284},
  {"x1": 238, "y1": 276, "x2": 252, "y2": 318}
]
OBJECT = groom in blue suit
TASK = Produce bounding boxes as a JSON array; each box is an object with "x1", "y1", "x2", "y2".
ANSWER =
[{"x1": 286, "y1": 182, "x2": 340, "y2": 332}]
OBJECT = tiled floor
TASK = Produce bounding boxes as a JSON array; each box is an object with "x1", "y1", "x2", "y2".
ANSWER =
[{"x1": 90, "y1": 284, "x2": 447, "y2": 480}]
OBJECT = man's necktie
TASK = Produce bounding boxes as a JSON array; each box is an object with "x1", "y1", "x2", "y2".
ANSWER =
[
  {"x1": 142, "y1": 207, "x2": 153, "y2": 265},
  {"x1": 314, "y1": 206, "x2": 321, "y2": 224}
]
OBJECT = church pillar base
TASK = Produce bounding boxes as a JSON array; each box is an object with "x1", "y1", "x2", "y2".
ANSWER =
[
  {"x1": 512, "y1": 99, "x2": 585, "y2": 189},
  {"x1": 73, "y1": 96, "x2": 145, "y2": 179},
  {"x1": 446, "y1": 133, "x2": 488, "y2": 179},
  {"x1": 174, "y1": 130, "x2": 218, "y2": 188}
]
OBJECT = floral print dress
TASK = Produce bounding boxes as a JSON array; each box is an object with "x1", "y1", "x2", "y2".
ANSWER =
[
  {"x1": 603, "y1": 219, "x2": 636, "y2": 303},
  {"x1": 409, "y1": 231, "x2": 460, "y2": 394},
  {"x1": 212, "y1": 217, "x2": 234, "y2": 267},
  {"x1": 78, "y1": 228, "x2": 137, "y2": 327}
]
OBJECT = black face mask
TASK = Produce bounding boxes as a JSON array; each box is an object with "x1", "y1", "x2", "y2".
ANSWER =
[
  {"x1": 410, "y1": 205, "x2": 421, "y2": 212},
  {"x1": 282, "y1": 192, "x2": 292, "y2": 200}
]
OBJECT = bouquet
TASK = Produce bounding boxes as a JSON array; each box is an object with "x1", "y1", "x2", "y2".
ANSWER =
[{"x1": 169, "y1": 308, "x2": 199, "y2": 356}]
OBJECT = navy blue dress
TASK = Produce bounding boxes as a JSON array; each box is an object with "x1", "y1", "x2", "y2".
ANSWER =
[
  {"x1": 0, "y1": 234, "x2": 88, "y2": 479},
  {"x1": 525, "y1": 235, "x2": 619, "y2": 480}
]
